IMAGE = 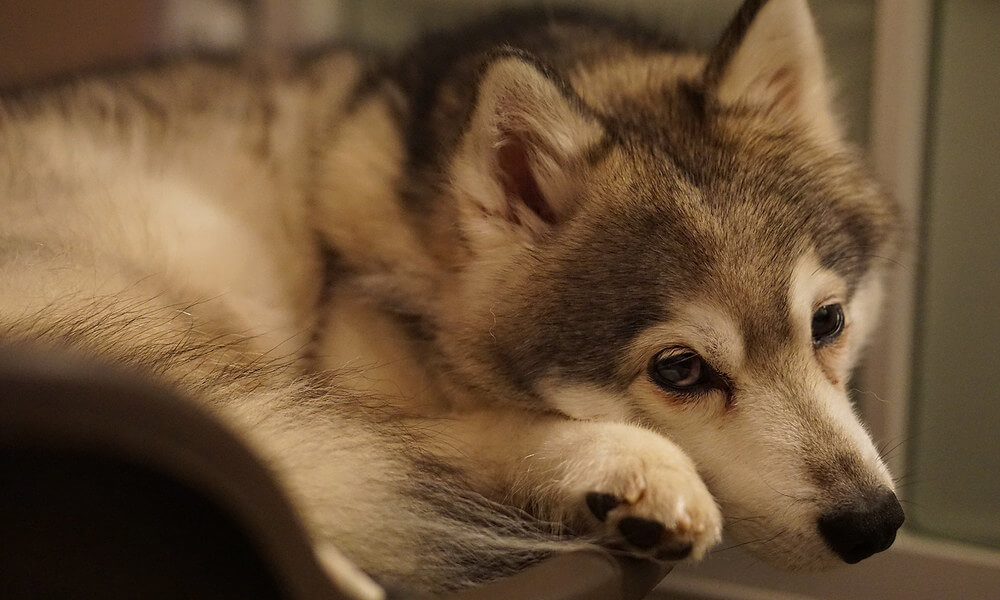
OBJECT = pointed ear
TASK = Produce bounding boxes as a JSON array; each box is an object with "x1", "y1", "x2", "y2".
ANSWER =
[
  {"x1": 449, "y1": 53, "x2": 605, "y2": 247},
  {"x1": 703, "y1": 0, "x2": 839, "y2": 138}
]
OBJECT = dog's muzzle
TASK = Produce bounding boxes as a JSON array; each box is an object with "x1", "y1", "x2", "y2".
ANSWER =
[{"x1": 817, "y1": 487, "x2": 905, "y2": 564}]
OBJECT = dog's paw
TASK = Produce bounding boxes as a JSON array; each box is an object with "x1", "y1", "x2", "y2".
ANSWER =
[
  {"x1": 558, "y1": 425, "x2": 722, "y2": 561},
  {"x1": 582, "y1": 469, "x2": 720, "y2": 561}
]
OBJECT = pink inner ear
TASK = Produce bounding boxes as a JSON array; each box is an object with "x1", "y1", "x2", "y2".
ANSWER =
[
  {"x1": 496, "y1": 136, "x2": 557, "y2": 226},
  {"x1": 763, "y1": 65, "x2": 799, "y2": 113}
]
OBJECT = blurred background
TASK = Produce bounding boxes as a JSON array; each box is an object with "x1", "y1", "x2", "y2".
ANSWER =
[{"x1": 1, "y1": 1, "x2": 997, "y2": 598}]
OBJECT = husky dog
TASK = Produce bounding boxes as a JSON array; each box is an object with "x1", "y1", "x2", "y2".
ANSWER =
[{"x1": 0, "y1": 0, "x2": 904, "y2": 596}]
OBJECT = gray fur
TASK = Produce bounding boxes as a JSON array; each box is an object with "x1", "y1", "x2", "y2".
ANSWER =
[{"x1": 0, "y1": 0, "x2": 903, "y2": 595}]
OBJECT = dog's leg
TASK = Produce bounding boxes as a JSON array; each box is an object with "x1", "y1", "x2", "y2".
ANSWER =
[{"x1": 421, "y1": 409, "x2": 722, "y2": 561}]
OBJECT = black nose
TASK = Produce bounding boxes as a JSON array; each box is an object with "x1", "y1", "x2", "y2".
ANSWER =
[{"x1": 817, "y1": 487, "x2": 905, "y2": 564}]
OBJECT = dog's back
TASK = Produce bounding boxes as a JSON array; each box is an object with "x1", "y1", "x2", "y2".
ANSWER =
[{"x1": 0, "y1": 51, "x2": 577, "y2": 594}]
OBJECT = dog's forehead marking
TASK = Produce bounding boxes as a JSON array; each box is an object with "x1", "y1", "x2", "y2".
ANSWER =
[
  {"x1": 620, "y1": 252, "x2": 850, "y2": 382},
  {"x1": 594, "y1": 104, "x2": 890, "y2": 296},
  {"x1": 620, "y1": 255, "x2": 851, "y2": 389},
  {"x1": 788, "y1": 251, "x2": 847, "y2": 335}
]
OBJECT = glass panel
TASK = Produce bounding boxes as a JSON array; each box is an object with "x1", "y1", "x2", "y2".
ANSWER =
[{"x1": 908, "y1": 0, "x2": 1000, "y2": 550}]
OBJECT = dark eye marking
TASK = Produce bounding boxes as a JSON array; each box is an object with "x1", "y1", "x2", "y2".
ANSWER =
[
  {"x1": 648, "y1": 349, "x2": 727, "y2": 396},
  {"x1": 811, "y1": 303, "x2": 845, "y2": 347}
]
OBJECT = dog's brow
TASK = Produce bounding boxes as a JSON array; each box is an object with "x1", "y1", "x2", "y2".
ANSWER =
[
  {"x1": 694, "y1": 324, "x2": 735, "y2": 365},
  {"x1": 645, "y1": 305, "x2": 746, "y2": 374}
]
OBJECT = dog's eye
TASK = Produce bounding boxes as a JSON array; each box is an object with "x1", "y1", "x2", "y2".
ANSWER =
[
  {"x1": 649, "y1": 350, "x2": 707, "y2": 391},
  {"x1": 811, "y1": 303, "x2": 845, "y2": 346}
]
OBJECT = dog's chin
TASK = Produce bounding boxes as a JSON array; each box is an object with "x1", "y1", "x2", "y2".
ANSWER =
[{"x1": 727, "y1": 523, "x2": 845, "y2": 571}]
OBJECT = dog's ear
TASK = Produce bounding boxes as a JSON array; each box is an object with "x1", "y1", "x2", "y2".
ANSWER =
[
  {"x1": 449, "y1": 53, "x2": 605, "y2": 248},
  {"x1": 703, "y1": 0, "x2": 838, "y2": 138}
]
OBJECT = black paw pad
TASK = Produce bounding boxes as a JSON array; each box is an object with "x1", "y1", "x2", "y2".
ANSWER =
[
  {"x1": 586, "y1": 492, "x2": 622, "y2": 522},
  {"x1": 654, "y1": 539, "x2": 693, "y2": 561},
  {"x1": 618, "y1": 517, "x2": 666, "y2": 550}
]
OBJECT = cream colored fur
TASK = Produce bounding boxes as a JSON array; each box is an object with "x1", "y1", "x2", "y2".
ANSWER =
[{"x1": 0, "y1": 0, "x2": 902, "y2": 595}]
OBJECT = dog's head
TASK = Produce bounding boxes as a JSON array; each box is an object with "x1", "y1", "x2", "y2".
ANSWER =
[{"x1": 423, "y1": 0, "x2": 903, "y2": 568}]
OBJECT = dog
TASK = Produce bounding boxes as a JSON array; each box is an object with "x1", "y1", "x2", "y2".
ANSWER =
[{"x1": 0, "y1": 0, "x2": 904, "y2": 597}]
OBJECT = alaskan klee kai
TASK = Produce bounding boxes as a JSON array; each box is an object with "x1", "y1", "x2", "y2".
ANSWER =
[{"x1": 0, "y1": 0, "x2": 904, "y2": 596}]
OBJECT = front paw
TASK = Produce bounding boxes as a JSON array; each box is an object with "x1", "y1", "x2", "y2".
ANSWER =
[{"x1": 560, "y1": 427, "x2": 722, "y2": 561}]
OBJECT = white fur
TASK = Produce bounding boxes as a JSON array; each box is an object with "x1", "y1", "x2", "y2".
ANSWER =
[
  {"x1": 540, "y1": 381, "x2": 633, "y2": 422},
  {"x1": 787, "y1": 254, "x2": 893, "y2": 484}
]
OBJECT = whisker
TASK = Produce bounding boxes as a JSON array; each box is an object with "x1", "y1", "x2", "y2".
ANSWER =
[
  {"x1": 712, "y1": 528, "x2": 788, "y2": 554},
  {"x1": 723, "y1": 515, "x2": 766, "y2": 524}
]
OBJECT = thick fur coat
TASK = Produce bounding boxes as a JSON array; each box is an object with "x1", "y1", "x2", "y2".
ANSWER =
[{"x1": 0, "y1": 1, "x2": 903, "y2": 597}]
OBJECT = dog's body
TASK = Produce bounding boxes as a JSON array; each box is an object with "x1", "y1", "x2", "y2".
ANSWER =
[{"x1": 0, "y1": 0, "x2": 903, "y2": 596}]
